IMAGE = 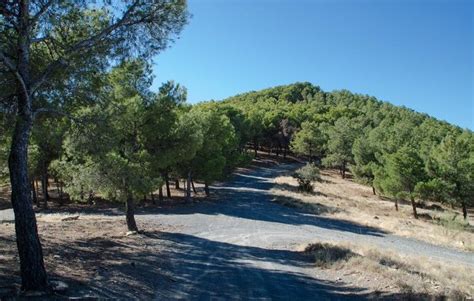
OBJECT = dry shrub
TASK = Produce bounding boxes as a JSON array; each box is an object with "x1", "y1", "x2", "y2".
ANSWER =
[{"x1": 304, "y1": 243, "x2": 355, "y2": 267}]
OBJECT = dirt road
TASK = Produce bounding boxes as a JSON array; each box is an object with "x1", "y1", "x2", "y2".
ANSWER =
[{"x1": 137, "y1": 163, "x2": 473, "y2": 300}]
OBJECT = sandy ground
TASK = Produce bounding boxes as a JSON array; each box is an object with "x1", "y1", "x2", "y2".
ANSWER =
[{"x1": 0, "y1": 161, "x2": 473, "y2": 299}]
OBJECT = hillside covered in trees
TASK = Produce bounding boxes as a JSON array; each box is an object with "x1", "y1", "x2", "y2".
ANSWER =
[{"x1": 220, "y1": 82, "x2": 473, "y2": 219}]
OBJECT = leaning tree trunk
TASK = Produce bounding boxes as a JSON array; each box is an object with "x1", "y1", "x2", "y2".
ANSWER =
[
  {"x1": 125, "y1": 192, "x2": 138, "y2": 232},
  {"x1": 410, "y1": 196, "x2": 418, "y2": 219},
  {"x1": 9, "y1": 99, "x2": 48, "y2": 291},
  {"x1": 462, "y1": 202, "x2": 467, "y2": 220},
  {"x1": 372, "y1": 186, "x2": 376, "y2": 195}
]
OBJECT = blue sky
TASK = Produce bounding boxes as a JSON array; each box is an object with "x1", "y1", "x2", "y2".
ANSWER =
[{"x1": 151, "y1": 0, "x2": 473, "y2": 129}]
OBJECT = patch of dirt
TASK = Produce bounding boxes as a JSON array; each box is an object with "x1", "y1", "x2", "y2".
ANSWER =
[{"x1": 0, "y1": 215, "x2": 176, "y2": 299}]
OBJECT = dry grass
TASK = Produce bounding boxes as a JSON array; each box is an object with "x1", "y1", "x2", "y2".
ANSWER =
[
  {"x1": 304, "y1": 242, "x2": 474, "y2": 299},
  {"x1": 271, "y1": 169, "x2": 474, "y2": 251}
]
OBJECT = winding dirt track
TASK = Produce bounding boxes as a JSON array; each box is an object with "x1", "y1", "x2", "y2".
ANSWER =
[{"x1": 140, "y1": 163, "x2": 473, "y2": 300}]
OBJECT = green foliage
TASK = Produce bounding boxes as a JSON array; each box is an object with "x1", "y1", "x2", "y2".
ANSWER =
[
  {"x1": 293, "y1": 163, "x2": 320, "y2": 192},
  {"x1": 322, "y1": 117, "x2": 359, "y2": 177},
  {"x1": 290, "y1": 121, "x2": 325, "y2": 161},
  {"x1": 375, "y1": 146, "x2": 426, "y2": 201}
]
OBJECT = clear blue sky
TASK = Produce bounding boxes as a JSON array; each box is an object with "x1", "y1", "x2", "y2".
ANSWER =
[{"x1": 152, "y1": 0, "x2": 473, "y2": 129}]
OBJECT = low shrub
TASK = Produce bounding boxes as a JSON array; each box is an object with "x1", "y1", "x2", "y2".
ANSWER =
[
  {"x1": 304, "y1": 243, "x2": 355, "y2": 267},
  {"x1": 293, "y1": 163, "x2": 320, "y2": 192}
]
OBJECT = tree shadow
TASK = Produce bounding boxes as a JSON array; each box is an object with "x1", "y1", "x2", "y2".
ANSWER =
[{"x1": 147, "y1": 165, "x2": 387, "y2": 238}]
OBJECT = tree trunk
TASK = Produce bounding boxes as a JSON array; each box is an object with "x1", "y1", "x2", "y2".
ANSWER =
[
  {"x1": 254, "y1": 141, "x2": 258, "y2": 158},
  {"x1": 151, "y1": 192, "x2": 155, "y2": 204},
  {"x1": 186, "y1": 171, "x2": 192, "y2": 202},
  {"x1": 87, "y1": 191, "x2": 94, "y2": 206},
  {"x1": 158, "y1": 187, "x2": 163, "y2": 202},
  {"x1": 41, "y1": 166, "x2": 49, "y2": 208},
  {"x1": 204, "y1": 182, "x2": 210, "y2": 197},
  {"x1": 372, "y1": 186, "x2": 376, "y2": 195},
  {"x1": 31, "y1": 180, "x2": 37, "y2": 205},
  {"x1": 8, "y1": 1, "x2": 49, "y2": 290},
  {"x1": 58, "y1": 182, "x2": 64, "y2": 205},
  {"x1": 410, "y1": 196, "x2": 418, "y2": 219},
  {"x1": 191, "y1": 179, "x2": 197, "y2": 194},
  {"x1": 394, "y1": 199, "x2": 399, "y2": 211},
  {"x1": 9, "y1": 102, "x2": 48, "y2": 291},
  {"x1": 125, "y1": 193, "x2": 138, "y2": 232},
  {"x1": 175, "y1": 179, "x2": 180, "y2": 190},
  {"x1": 165, "y1": 173, "x2": 171, "y2": 197},
  {"x1": 462, "y1": 202, "x2": 467, "y2": 220}
]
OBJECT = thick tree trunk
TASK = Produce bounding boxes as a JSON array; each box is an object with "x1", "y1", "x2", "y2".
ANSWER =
[
  {"x1": 394, "y1": 199, "x2": 399, "y2": 211},
  {"x1": 410, "y1": 196, "x2": 418, "y2": 219},
  {"x1": 462, "y1": 202, "x2": 467, "y2": 220},
  {"x1": 165, "y1": 173, "x2": 171, "y2": 197},
  {"x1": 204, "y1": 182, "x2": 210, "y2": 197},
  {"x1": 125, "y1": 193, "x2": 138, "y2": 232},
  {"x1": 9, "y1": 104, "x2": 48, "y2": 291}
]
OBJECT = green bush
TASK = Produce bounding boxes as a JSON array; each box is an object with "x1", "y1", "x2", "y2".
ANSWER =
[{"x1": 293, "y1": 163, "x2": 320, "y2": 192}]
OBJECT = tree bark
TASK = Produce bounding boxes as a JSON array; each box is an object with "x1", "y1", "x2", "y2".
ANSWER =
[
  {"x1": 125, "y1": 193, "x2": 138, "y2": 232},
  {"x1": 9, "y1": 100, "x2": 48, "y2": 291},
  {"x1": 8, "y1": 1, "x2": 49, "y2": 289},
  {"x1": 394, "y1": 199, "x2": 399, "y2": 211},
  {"x1": 410, "y1": 196, "x2": 418, "y2": 219},
  {"x1": 372, "y1": 186, "x2": 376, "y2": 195},
  {"x1": 462, "y1": 202, "x2": 467, "y2": 220},
  {"x1": 204, "y1": 182, "x2": 210, "y2": 197},
  {"x1": 165, "y1": 173, "x2": 171, "y2": 197},
  {"x1": 175, "y1": 179, "x2": 180, "y2": 190}
]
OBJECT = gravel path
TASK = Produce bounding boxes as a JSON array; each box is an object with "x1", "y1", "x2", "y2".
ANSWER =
[{"x1": 140, "y1": 163, "x2": 473, "y2": 300}]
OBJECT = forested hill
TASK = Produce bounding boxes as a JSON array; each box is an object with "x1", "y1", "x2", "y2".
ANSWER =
[{"x1": 218, "y1": 82, "x2": 473, "y2": 218}]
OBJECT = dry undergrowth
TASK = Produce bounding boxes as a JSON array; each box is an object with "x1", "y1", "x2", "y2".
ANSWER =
[
  {"x1": 303, "y1": 242, "x2": 473, "y2": 299},
  {"x1": 271, "y1": 170, "x2": 474, "y2": 251}
]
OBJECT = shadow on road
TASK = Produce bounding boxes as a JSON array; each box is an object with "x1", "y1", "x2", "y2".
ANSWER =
[{"x1": 149, "y1": 165, "x2": 387, "y2": 238}]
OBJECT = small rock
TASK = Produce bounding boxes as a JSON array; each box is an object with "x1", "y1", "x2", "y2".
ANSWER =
[
  {"x1": 61, "y1": 215, "x2": 79, "y2": 222},
  {"x1": 50, "y1": 280, "x2": 68, "y2": 292},
  {"x1": 126, "y1": 231, "x2": 138, "y2": 236},
  {"x1": 53, "y1": 254, "x2": 61, "y2": 259},
  {"x1": 374, "y1": 216, "x2": 379, "y2": 219}
]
